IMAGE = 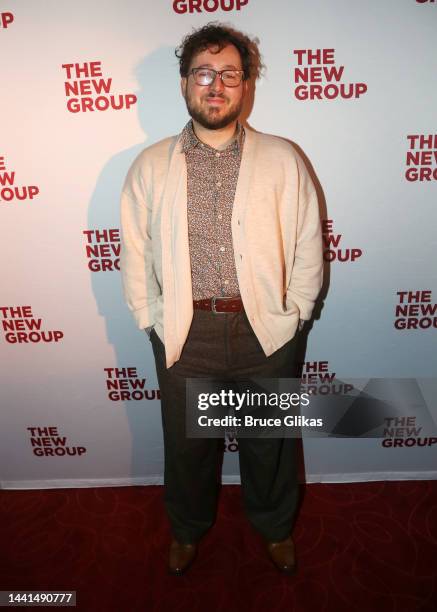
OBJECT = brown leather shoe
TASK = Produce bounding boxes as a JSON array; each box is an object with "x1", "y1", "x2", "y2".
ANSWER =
[
  {"x1": 267, "y1": 535, "x2": 297, "y2": 574},
  {"x1": 168, "y1": 539, "x2": 197, "y2": 575}
]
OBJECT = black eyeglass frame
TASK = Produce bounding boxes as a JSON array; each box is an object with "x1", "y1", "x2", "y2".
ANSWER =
[{"x1": 188, "y1": 67, "x2": 245, "y2": 87}]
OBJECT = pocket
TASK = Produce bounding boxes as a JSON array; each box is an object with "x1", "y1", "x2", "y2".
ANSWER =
[{"x1": 285, "y1": 294, "x2": 300, "y2": 317}]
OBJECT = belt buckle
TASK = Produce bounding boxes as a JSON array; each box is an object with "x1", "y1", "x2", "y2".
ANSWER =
[{"x1": 211, "y1": 296, "x2": 226, "y2": 314}]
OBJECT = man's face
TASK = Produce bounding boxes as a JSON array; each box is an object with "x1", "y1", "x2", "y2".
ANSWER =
[{"x1": 181, "y1": 43, "x2": 247, "y2": 130}]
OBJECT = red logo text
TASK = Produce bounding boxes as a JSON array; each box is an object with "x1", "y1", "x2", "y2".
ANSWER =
[
  {"x1": 83, "y1": 228, "x2": 120, "y2": 272},
  {"x1": 394, "y1": 290, "x2": 437, "y2": 330},
  {"x1": 0, "y1": 156, "x2": 39, "y2": 203},
  {"x1": 322, "y1": 220, "x2": 363, "y2": 263},
  {"x1": 173, "y1": 0, "x2": 248, "y2": 13},
  {"x1": 405, "y1": 134, "x2": 437, "y2": 181},
  {"x1": 0, "y1": 12, "x2": 14, "y2": 28},
  {"x1": 0, "y1": 306, "x2": 64, "y2": 344},
  {"x1": 27, "y1": 426, "x2": 86, "y2": 457},
  {"x1": 62, "y1": 61, "x2": 137, "y2": 113},
  {"x1": 298, "y1": 360, "x2": 353, "y2": 395},
  {"x1": 382, "y1": 417, "x2": 436, "y2": 449},
  {"x1": 293, "y1": 49, "x2": 367, "y2": 101},
  {"x1": 104, "y1": 367, "x2": 160, "y2": 401}
]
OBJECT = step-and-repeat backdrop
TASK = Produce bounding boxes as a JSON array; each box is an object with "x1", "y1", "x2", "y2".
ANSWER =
[{"x1": 1, "y1": 0, "x2": 436, "y2": 489}]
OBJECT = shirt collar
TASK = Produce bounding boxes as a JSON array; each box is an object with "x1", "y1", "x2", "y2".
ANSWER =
[{"x1": 181, "y1": 120, "x2": 245, "y2": 154}]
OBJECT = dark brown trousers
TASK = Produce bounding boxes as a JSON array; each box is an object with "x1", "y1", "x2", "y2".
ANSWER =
[{"x1": 149, "y1": 308, "x2": 299, "y2": 544}]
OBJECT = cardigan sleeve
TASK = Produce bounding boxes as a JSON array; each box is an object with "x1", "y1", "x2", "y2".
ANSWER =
[
  {"x1": 286, "y1": 156, "x2": 323, "y2": 320},
  {"x1": 120, "y1": 179, "x2": 160, "y2": 330}
]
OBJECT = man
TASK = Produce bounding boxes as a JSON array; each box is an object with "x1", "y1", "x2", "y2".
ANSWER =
[{"x1": 120, "y1": 23, "x2": 323, "y2": 575}]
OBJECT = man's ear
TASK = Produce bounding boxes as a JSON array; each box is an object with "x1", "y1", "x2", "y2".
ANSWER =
[{"x1": 180, "y1": 77, "x2": 187, "y2": 98}]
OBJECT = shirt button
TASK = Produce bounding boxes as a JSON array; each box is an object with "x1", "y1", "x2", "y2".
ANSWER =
[
  {"x1": 215, "y1": 152, "x2": 221, "y2": 158},
  {"x1": 200, "y1": 143, "x2": 205, "y2": 148},
  {"x1": 224, "y1": 280, "x2": 229, "y2": 285},
  {"x1": 218, "y1": 214, "x2": 222, "y2": 219},
  {"x1": 220, "y1": 246, "x2": 226, "y2": 252},
  {"x1": 216, "y1": 181, "x2": 222, "y2": 187}
]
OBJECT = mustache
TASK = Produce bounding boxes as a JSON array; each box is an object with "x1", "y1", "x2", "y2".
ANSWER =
[{"x1": 205, "y1": 93, "x2": 227, "y2": 99}]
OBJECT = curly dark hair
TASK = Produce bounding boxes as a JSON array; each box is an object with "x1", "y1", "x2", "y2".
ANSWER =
[{"x1": 175, "y1": 22, "x2": 263, "y2": 81}]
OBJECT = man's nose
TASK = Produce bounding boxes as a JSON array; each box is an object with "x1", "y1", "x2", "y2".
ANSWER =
[{"x1": 210, "y1": 73, "x2": 225, "y2": 92}]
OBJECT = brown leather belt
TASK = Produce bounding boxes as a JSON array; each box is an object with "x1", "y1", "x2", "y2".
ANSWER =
[{"x1": 193, "y1": 296, "x2": 244, "y2": 314}]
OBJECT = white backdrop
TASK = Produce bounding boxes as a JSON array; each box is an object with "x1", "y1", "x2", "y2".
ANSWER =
[{"x1": 1, "y1": 0, "x2": 436, "y2": 489}]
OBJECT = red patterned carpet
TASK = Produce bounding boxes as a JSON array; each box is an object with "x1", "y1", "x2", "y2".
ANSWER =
[{"x1": 1, "y1": 481, "x2": 436, "y2": 612}]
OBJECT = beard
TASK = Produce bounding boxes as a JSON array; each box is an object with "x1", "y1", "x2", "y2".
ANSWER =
[{"x1": 184, "y1": 90, "x2": 244, "y2": 130}]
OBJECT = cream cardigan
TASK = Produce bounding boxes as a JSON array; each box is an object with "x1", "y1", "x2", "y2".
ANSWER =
[{"x1": 120, "y1": 126, "x2": 323, "y2": 368}]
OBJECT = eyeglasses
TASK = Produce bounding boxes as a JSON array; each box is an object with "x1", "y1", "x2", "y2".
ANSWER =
[{"x1": 189, "y1": 67, "x2": 245, "y2": 87}]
